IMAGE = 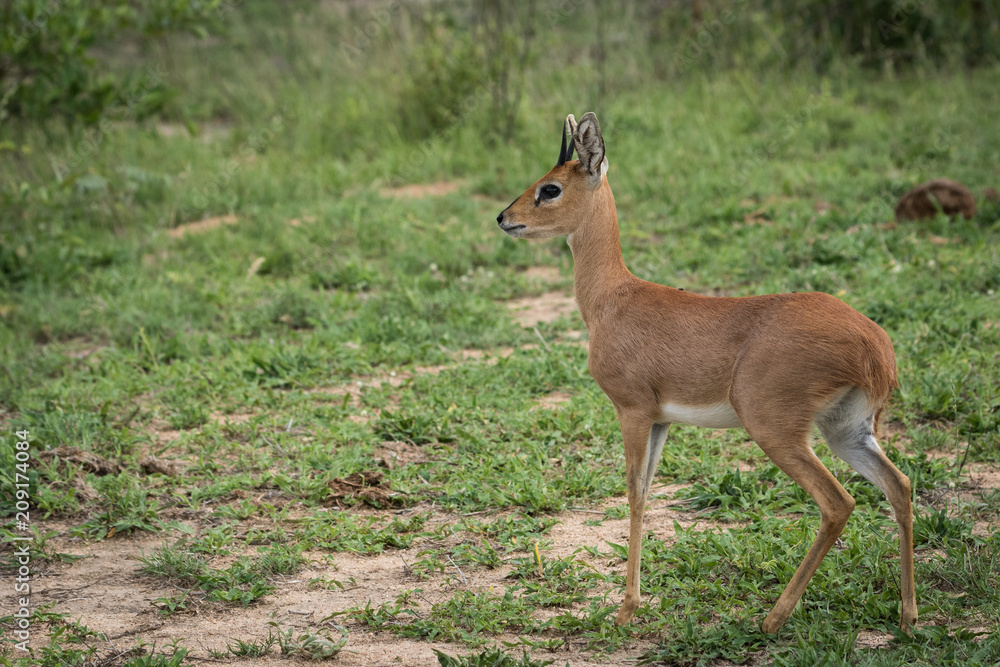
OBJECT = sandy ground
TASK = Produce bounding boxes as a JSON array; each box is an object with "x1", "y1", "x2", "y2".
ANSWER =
[
  {"x1": 19, "y1": 457, "x2": 996, "y2": 665},
  {"x1": 15, "y1": 417, "x2": 994, "y2": 666},
  {"x1": 17, "y1": 484, "x2": 704, "y2": 666}
]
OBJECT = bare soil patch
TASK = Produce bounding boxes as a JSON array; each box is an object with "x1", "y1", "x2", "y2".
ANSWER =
[
  {"x1": 167, "y1": 214, "x2": 238, "y2": 239},
  {"x1": 306, "y1": 346, "x2": 538, "y2": 410},
  {"x1": 156, "y1": 121, "x2": 232, "y2": 142},
  {"x1": 506, "y1": 291, "x2": 577, "y2": 328},
  {"x1": 24, "y1": 500, "x2": 678, "y2": 665},
  {"x1": 503, "y1": 265, "x2": 576, "y2": 328},
  {"x1": 379, "y1": 181, "x2": 464, "y2": 199},
  {"x1": 375, "y1": 440, "x2": 429, "y2": 470},
  {"x1": 521, "y1": 266, "x2": 562, "y2": 282},
  {"x1": 534, "y1": 391, "x2": 573, "y2": 410},
  {"x1": 56, "y1": 337, "x2": 107, "y2": 360},
  {"x1": 286, "y1": 214, "x2": 317, "y2": 227},
  {"x1": 17, "y1": 469, "x2": 775, "y2": 667}
]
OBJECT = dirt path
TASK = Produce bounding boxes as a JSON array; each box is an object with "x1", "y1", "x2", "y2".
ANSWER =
[{"x1": 25, "y1": 488, "x2": 706, "y2": 666}]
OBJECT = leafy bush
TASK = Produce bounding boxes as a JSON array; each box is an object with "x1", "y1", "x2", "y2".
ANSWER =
[
  {"x1": 645, "y1": 0, "x2": 1000, "y2": 75},
  {"x1": 397, "y1": 2, "x2": 536, "y2": 142},
  {"x1": 765, "y1": 0, "x2": 1000, "y2": 69},
  {"x1": 0, "y1": 0, "x2": 223, "y2": 125}
]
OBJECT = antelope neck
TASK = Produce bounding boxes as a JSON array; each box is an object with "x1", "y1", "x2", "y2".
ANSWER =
[{"x1": 567, "y1": 186, "x2": 633, "y2": 325}]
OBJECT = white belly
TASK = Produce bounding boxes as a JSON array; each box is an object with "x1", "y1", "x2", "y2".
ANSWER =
[{"x1": 661, "y1": 402, "x2": 742, "y2": 428}]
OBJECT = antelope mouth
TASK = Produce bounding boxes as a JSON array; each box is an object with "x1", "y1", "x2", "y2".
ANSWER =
[{"x1": 499, "y1": 223, "x2": 526, "y2": 236}]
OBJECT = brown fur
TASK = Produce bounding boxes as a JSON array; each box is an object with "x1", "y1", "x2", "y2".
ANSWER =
[
  {"x1": 895, "y1": 178, "x2": 976, "y2": 222},
  {"x1": 499, "y1": 158, "x2": 897, "y2": 426},
  {"x1": 497, "y1": 112, "x2": 915, "y2": 634}
]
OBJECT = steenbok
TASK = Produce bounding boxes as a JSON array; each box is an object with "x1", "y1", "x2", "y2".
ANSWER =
[{"x1": 496, "y1": 112, "x2": 916, "y2": 633}]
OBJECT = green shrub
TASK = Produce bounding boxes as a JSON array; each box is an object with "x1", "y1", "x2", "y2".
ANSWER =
[{"x1": 1, "y1": 0, "x2": 223, "y2": 125}]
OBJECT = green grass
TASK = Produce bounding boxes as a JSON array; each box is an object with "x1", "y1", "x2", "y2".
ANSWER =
[
  {"x1": 1, "y1": 2, "x2": 999, "y2": 665},
  {"x1": 135, "y1": 542, "x2": 306, "y2": 607}
]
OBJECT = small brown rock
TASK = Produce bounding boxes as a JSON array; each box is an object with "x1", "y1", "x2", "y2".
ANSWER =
[
  {"x1": 326, "y1": 470, "x2": 405, "y2": 508},
  {"x1": 140, "y1": 456, "x2": 183, "y2": 476},
  {"x1": 895, "y1": 178, "x2": 976, "y2": 222}
]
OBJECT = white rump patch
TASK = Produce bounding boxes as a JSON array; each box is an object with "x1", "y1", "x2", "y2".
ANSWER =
[
  {"x1": 661, "y1": 402, "x2": 742, "y2": 428},
  {"x1": 816, "y1": 388, "x2": 888, "y2": 488}
]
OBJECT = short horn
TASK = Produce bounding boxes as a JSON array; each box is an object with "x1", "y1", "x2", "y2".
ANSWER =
[
  {"x1": 557, "y1": 115, "x2": 576, "y2": 166},
  {"x1": 557, "y1": 119, "x2": 569, "y2": 166}
]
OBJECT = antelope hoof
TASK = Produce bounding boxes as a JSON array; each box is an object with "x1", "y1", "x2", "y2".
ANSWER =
[
  {"x1": 615, "y1": 600, "x2": 638, "y2": 625},
  {"x1": 760, "y1": 613, "x2": 785, "y2": 635}
]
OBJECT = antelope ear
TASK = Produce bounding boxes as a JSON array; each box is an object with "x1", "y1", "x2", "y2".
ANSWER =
[{"x1": 573, "y1": 112, "x2": 605, "y2": 181}]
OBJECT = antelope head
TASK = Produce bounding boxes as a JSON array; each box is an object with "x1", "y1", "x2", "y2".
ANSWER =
[{"x1": 496, "y1": 112, "x2": 610, "y2": 239}]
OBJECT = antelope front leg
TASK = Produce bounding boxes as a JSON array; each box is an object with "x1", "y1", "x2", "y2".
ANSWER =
[{"x1": 615, "y1": 415, "x2": 668, "y2": 625}]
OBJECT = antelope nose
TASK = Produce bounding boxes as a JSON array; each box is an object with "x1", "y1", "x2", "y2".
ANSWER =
[{"x1": 496, "y1": 211, "x2": 504, "y2": 225}]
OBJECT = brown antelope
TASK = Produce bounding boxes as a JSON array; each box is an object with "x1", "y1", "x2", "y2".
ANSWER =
[{"x1": 496, "y1": 112, "x2": 917, "y2": 633}]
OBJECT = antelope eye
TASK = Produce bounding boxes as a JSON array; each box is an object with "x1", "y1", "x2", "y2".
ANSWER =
[{"x1": 539, "y1": 184, "x2": 562, "y2": 200}]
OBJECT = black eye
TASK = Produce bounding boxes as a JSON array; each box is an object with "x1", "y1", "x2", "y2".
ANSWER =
[{"x1": 539, "y1": 184, "x2": 562, "y2": 200}]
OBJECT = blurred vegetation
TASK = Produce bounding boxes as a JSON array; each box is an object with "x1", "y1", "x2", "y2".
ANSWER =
[
  {"x1": 0, "y1": 2, "x2": 998, "y2": 664},
  {"x1": 765, "y1": 0, "x2": 1000, "y2": 70},
  {"x1": 3, "y1": 1, "x2": 999, "y2": 132},
  {"x1": 1, "y1": 0, "x2": 998, "y2": 426},
  {"x1": 0, "y1": 0, "x2": 229, "y2": 125}
]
